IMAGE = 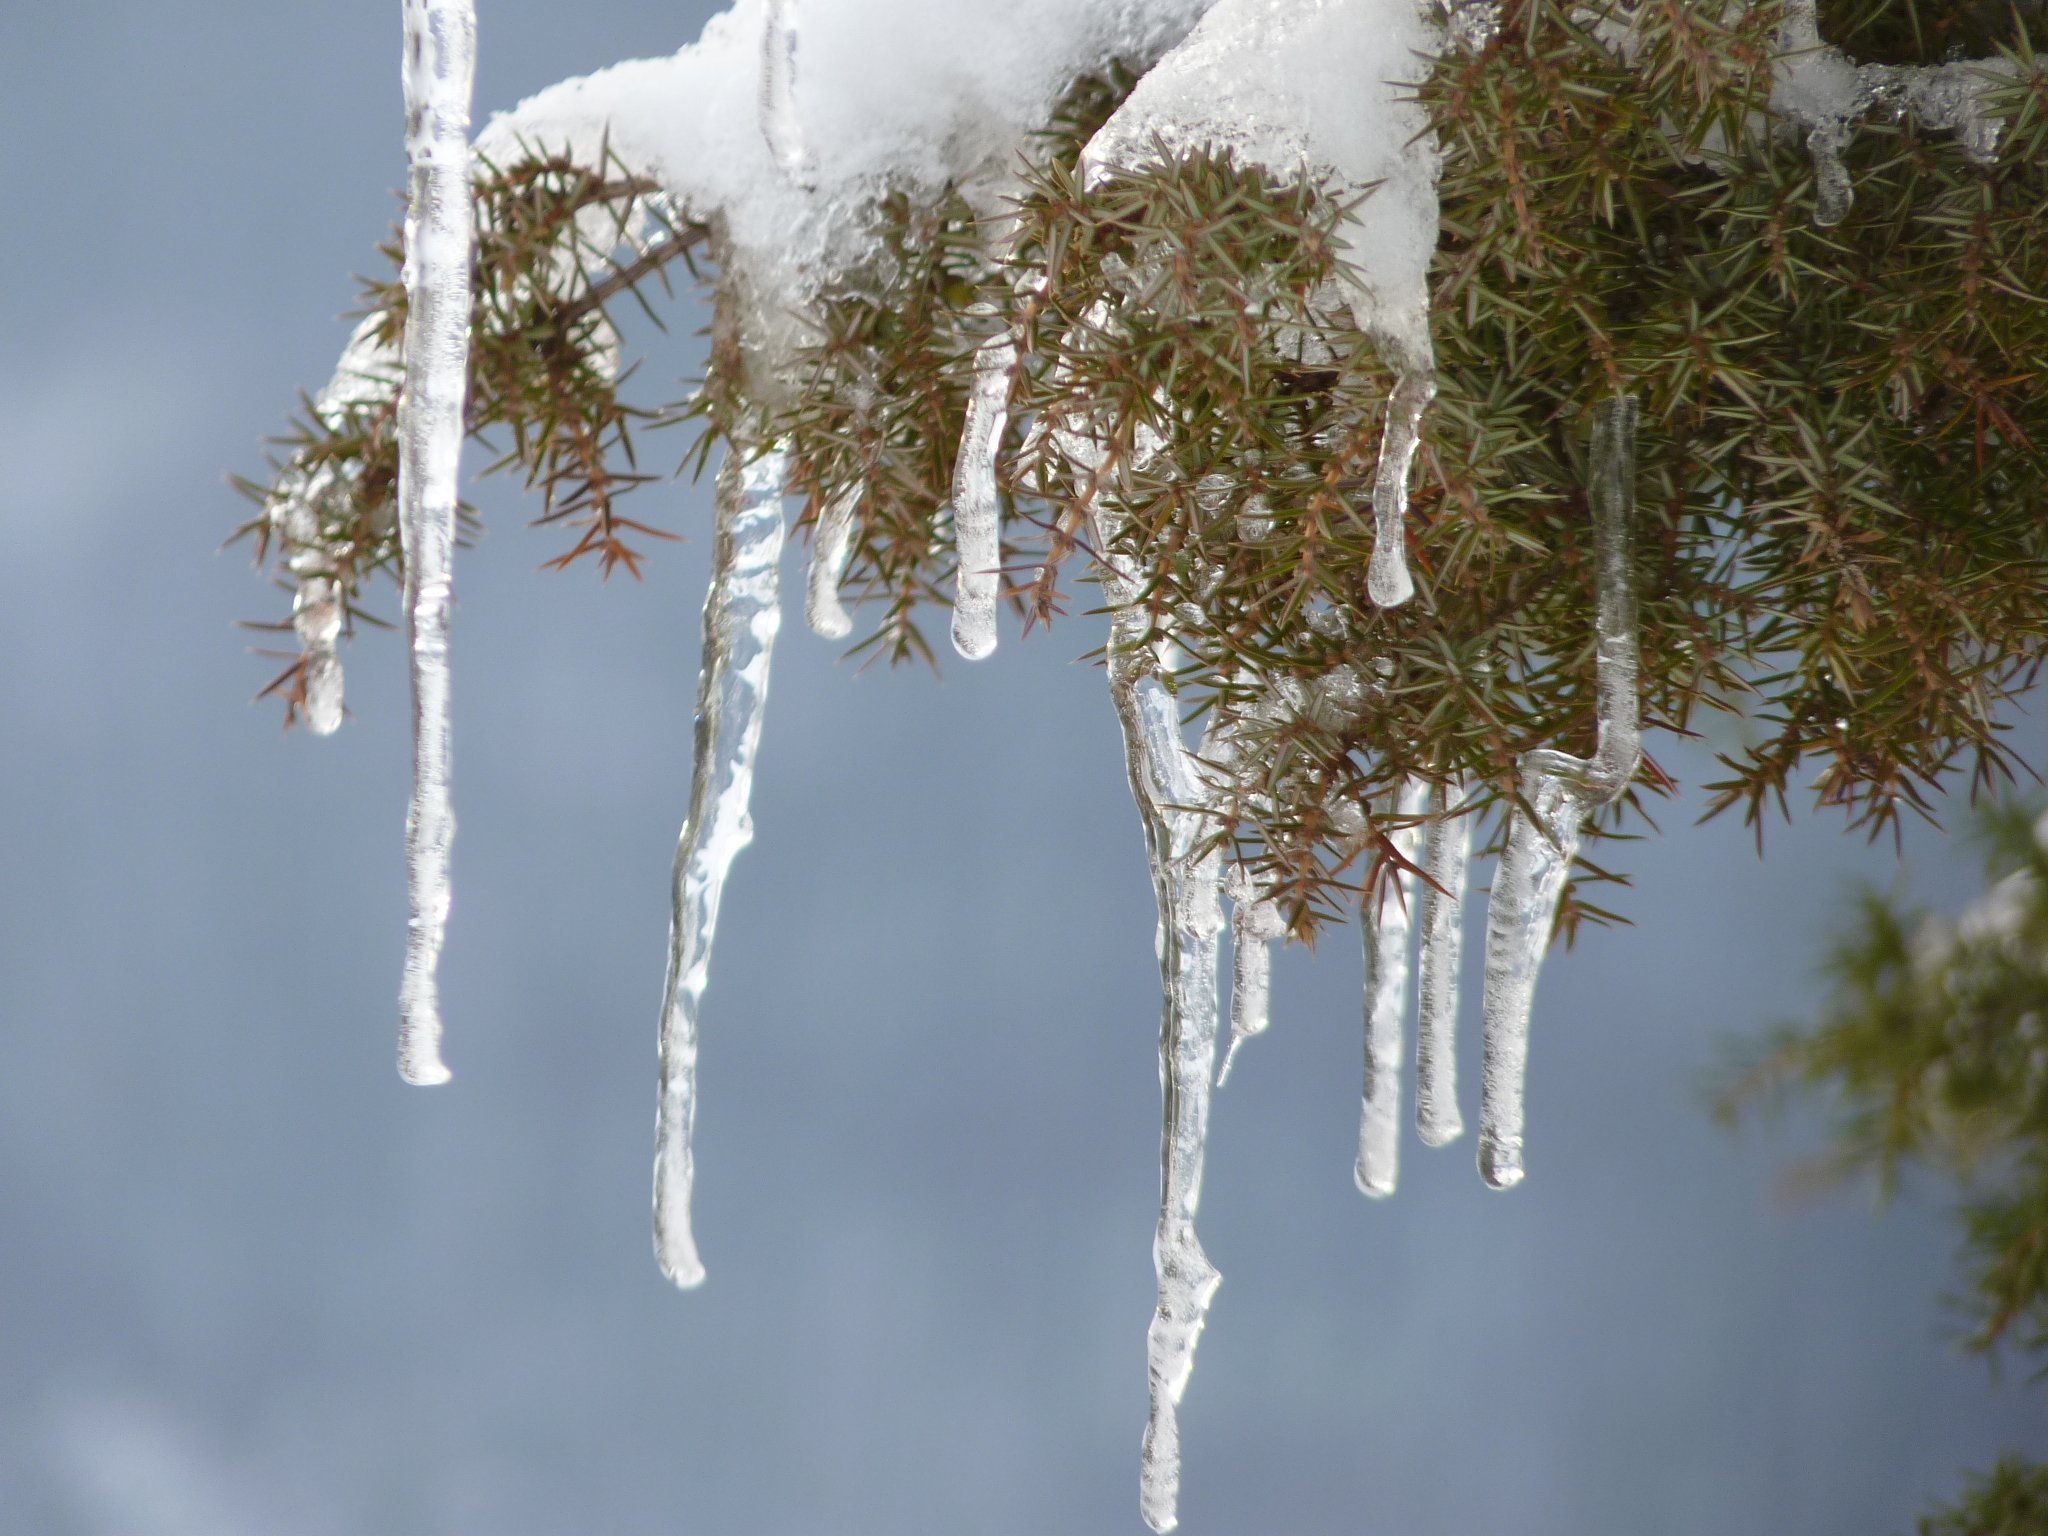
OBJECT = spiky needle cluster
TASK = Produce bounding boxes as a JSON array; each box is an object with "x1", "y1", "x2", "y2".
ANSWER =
[{"x1": 247, "y1": 0, "x2": 2048, "y2": 931}]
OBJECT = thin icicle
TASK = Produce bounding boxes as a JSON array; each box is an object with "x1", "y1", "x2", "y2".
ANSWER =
[
  {"x1": 653, "y1": 443, "x2": 789, "y2": 1289},
  {"x1": 1088, "y1": 483, "x2": 1223, "y2": 1536},
  {"x1": 1414, "y1": 778, "x2": 1471, "y2": 1148},
  {"x1": 1477, "y1": 397, "x2": 1641, "y2": 1190},
  {"x1": 759, "y1": 0, "x2": 813, "y2": 187},
  {"x1": 805, "y1": 481, "x2": 859, "y2": 640},
  {"x1": 1219, "y1": 865, "x2": 1284, "y2": 1086},
  {"x1": 950, "y1": 337, "x2": 1015, "y2": 661},
  {"x1": 1356, "y1": 776, "x2": 1429, "y2": 1197},
  {"x1": 291, "y1": 564, "x2": 346, "y2": 736},
  {"x1": 395, "y1": 0, "x2": 477, "y2": 1088},
  {"x1": 1366, "y1": 365, "x2": 1435, "y2": 609}
]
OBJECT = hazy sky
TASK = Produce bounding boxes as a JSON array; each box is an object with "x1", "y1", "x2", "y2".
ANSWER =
[{"x1": 0, "y1": 5, "x2": 2039, "y2": 1534}]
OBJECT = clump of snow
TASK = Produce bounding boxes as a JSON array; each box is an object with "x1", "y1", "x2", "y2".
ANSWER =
[
  {"x1": 478, "y1": 0, "x2": 1215, "y2": 394},
  {"x1": 1081, "y1": 0, "x2": 1442, "y2": 361}
]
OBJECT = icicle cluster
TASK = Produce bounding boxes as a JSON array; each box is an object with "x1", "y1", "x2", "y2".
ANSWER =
[
  {"x1": 395, "y1": 0, "x2": 478, "y2": 1087},
  {"x1": 267, "y1": 4, "x2": 1786, "y2": 1530}
]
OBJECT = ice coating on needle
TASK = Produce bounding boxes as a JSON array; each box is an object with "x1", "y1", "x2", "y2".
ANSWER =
[
  {"x1": 1356, "y1": 776, "x2": 1429, "y2": 1198},
  {"x1": 950, "y1": 337, "x2": 1016, "y2": 661},
  {"x1": 395, "y1": 0, "x2": 477, "y2": 1088},
  {"x1": 654, "y1": 444, "x2": 789, "y2": 1289},
  {"x1": 1772, "y1": 0, "x2": 2016, "y2": 228},
  {"x1": 1415, "y1": 778, "x2": 1470, "y2": 1148},
  {"x1": 1477, "y1": 398, "x2": 1641, "y2": 1190},
  {"x1": 804, "y1": 481, "x2": 860, "y2": 639}
]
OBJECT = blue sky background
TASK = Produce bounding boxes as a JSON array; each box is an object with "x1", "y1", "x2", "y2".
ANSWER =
[{"x1": 0, "y1": 4, "x2": 2040, "y2": 1532}]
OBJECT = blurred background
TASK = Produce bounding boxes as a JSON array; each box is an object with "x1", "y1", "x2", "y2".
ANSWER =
[{"x1": 0, "y1": 4, "x2": 2039, "y2": 1532}]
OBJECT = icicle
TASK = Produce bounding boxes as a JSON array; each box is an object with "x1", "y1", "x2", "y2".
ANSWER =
[
  {"x1": 1219, "y1": 865, "x2": 1284, "y2": 1086},
  {"x1": 653, "y1": 443, "x2": 789, "y2": 1289},
  {"x1": 1087, "y1": 487, "x2": 1223, "y2": 1536},
  {"x1": 759, "y1": 0, "x2": 813, "y2": 187},
  {"x1": 1356, "y1": 776, "x2": 1429, "y2": 1198},
  {"x1": 1366, "y1": 365, "x2": 1435, "y2": 609},
  {"x1": 1414, "y1": 778, "x2": 1470, "y2": 1148},
  {"x1": 950, "y1": 337, "x2": 1016, "y2": 662},
  {"x1": 290, "y1": 563, "x2": 346, "y2": 736},
  {"x1": 395, "y1": 0, "x2": 477, "y2": 1088},
  {"x1": 1772, "y1": 0, "x2": 2016, "y2": 229},
  {"x1": 1477, "y1": 398, "x2": 1641, "y2": 1190},
  {"x1": 805, "y1": 481, "x2": 859, "y2": 640}
]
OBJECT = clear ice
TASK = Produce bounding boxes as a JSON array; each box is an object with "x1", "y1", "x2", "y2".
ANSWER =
[
  {"x1": 805, "y1": 482, "x2": 859, "y2": 640},
  {"x1": 1366, "y1": 366, "x2": 1435, "y2": 609},
  {"x1": 1477, "y1": 398, "x2": 1641, "y2": 1190},
  {"x1": 395, "y1": 0, "x2": 477, "y2": 1088},
  {"x1": 950, "y1": 337, "x2": 1016, "y2": 662},
  {"x1": 1091, "y1": 491, "x2": 1223, "y2": 1536},
  {"x1": 654, "y1": 443, "x2": 789, "y2": 1289},
  {"x1": 1219, "y1": 864, "x2": 1285, "y2": 1086},
  {"x1": 1356, "y1": 776, "x2": 1429, "y2": 1197},
  {"x1": 1414, "y1": 778, "x2": 1470, "y2": 1148}
]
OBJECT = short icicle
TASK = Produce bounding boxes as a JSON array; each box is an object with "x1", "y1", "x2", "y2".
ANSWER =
[
  {"x1": 1219, "y1": 864, "x2": 1284, "y2": 1087},
  {"x1": 1414, "y1": 778, "x2": 1471, "y2": 1148},
  {"x1": 395, "y1": 0, "x2": 478, "y2": 1088},
  {"x1": 653, "y1": 441, "x2": 790, "y2": 1289},
  {"x1": 1092, "y1": 499, "x2": 1223, "y2": 1536},
  {"x1": 804, "y1": 481, "x2": 859, "y2": 640},
  {"x1": 950, "y1": 337, "x2": 1016, "y2": 661},
  {"x1": 1477, "y1": 397, "x2": 1642, "y2": 1190},
  {"x1": 1356, "y1": 776, "x2": 1429, "y2": 1197},
  {"x1": 1365, "y1": 364, "x2": 1435, "y2": 609}
]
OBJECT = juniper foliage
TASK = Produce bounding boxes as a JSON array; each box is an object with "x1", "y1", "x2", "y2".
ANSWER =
[{"x1": 243, "y1": 0, "x2": 2048, "y2": 1521}]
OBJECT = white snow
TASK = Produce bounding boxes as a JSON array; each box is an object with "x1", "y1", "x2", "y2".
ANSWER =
[
  {"x1": 759, "y1": 0, "x2": 813, "y2": 185},
  {"x1": 1081, "y1": 0, "x2": 1444, "y2": 607},
  {"x1": 476, "y1": 0, "x2": 1214, "y2": 393},
  {"x1": 395, "y1": 0, "x2": 478, "y2": 1088},
  {"x1": 654, "y1": 444, "x2": 790, "y2": 1289}
]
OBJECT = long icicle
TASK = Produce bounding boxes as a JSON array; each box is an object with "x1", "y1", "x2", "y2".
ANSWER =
[
  {"x1": 1089, "y1": 488, "x2": 1223, "y2": 1536},
  {"x1": 804, "y1": 481, "x2": 859, "y2": 640},
  {"x1": 653, "y1": 440, "x2": 790, "y2": 1289},
  {"x1": 950, "y1": 336, "x2": 1016, "y2": 661},
  {"x1": 1478, "y1": 397, "x2": 1641, "y2": 1190},
  {"x1": 395, "y1": 0, "x2": 477, "y2": 1088},
  {"x1": 1356, "y1": 776, "x2": 1429, "y2": 1197},
  {"x1": 1414, "y1": 778, "x2": 1471, "y2": 1148}
]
